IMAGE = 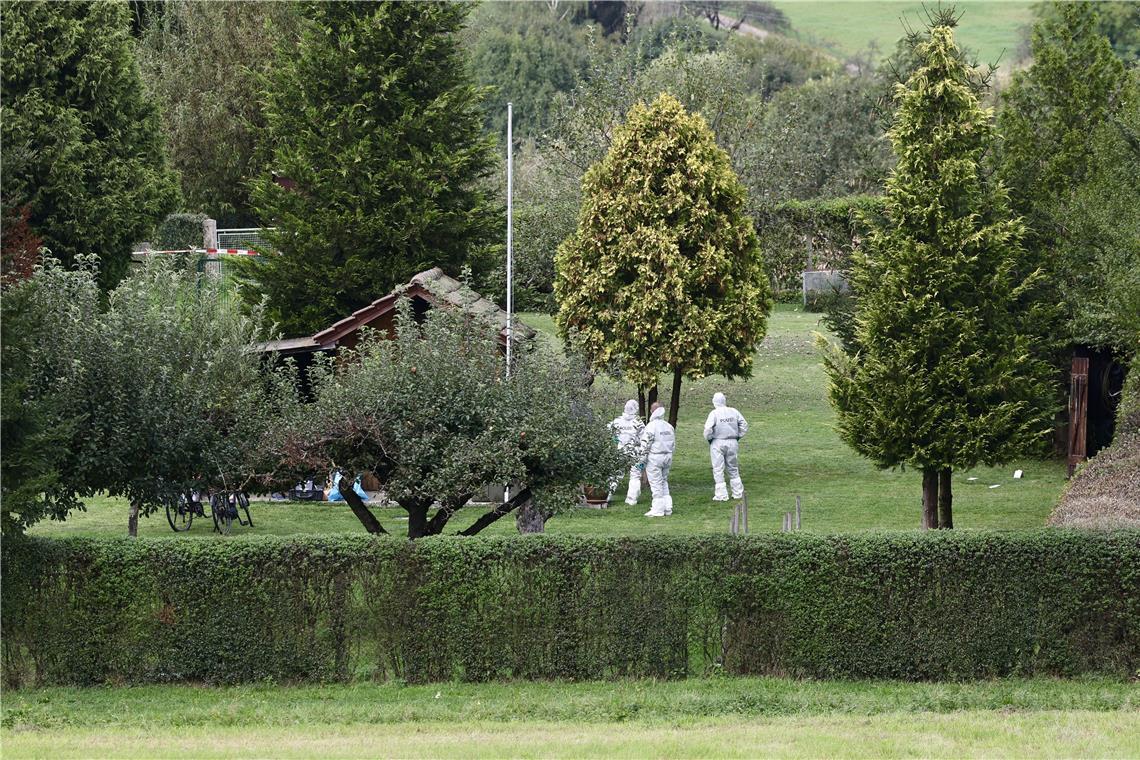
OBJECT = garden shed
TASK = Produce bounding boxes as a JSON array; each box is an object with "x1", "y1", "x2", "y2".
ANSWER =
[{"x1": 257, "y1": 267, "x2": 534, "y2": 361}]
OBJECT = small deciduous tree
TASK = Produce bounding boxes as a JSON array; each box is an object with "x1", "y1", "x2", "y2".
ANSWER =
[
  {"x1": 820, "y1": 24, "x2": 1057, "y2": 530},
  {"x1": 242, "y1": 1, "x2": 501, "y2": 336},
  {"x1": 1, "y1": 257, "x2": 269, "y2": 536},
  {"x1": 1, "y1": 1, "x2": 180, "y2": 288},
  {"x1": 555, "y1": 94, "x2": 771, "y2": 424},
  {"x1": 264, "y1": 303, "x2": 626, "y2": 538}
]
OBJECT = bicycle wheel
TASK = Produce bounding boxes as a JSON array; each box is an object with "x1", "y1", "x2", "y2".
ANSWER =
[
  {"x1": 210, "y1": 492, "x2": 233, "y2": 535},
  {"x1": 236, "y1": 491, "x2": 253, "y2": 527},
  {"x1": 165, "y1": 492, "x2": 193, "y2": 532}
]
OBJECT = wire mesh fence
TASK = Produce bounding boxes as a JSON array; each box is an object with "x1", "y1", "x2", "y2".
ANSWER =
[{"x1": 216, "y1": 227, "x2": 274, "y2": 250}]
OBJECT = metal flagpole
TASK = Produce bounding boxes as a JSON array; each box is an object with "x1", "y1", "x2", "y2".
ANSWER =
[
  {"x1": 506, "y1": 101, "x2": 514, "y2": 380},
  {"x1": 504, "y1": 102, "x2": 513, "y2": 507}
]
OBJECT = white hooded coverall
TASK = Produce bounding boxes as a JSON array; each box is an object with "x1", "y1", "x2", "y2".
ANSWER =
[
  {"x1": 640, "y1": 406, "x2": 676, "y2": 517},
  {"x1": 703, "y1": 392, "x2": 748, "y2": 500},
  {"x1": 609, "y1": 399, "x2": 645, "y2": 505}
]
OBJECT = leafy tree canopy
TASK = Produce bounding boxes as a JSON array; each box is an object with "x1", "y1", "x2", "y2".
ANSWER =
[
  {"x1": 463, "y1": 2, "x2": 594, "y2": 140},
  {"x1": 1, "y1": 1, "x2": 180, "y2": 288},
  {"x1": 265, "y1": 304, "x2": 627, "y2": 538},
  {"x1": 1, "y1": 257, "x2": 269, "y2": 535},
  {"x1": 997, "y1": 1, "x2": 1130, "y2": 348}
]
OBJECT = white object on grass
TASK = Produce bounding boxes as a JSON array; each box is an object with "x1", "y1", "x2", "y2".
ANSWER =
[
  {"x1": 967, "y1": 477, "x2": 978, "y2": 482},
  {"x1": 989, "y1": 484, "x2": 1001, "y2": 489},
  {"x1": 1013, "y1": 470, "x2": 1023, "y2": 479}
]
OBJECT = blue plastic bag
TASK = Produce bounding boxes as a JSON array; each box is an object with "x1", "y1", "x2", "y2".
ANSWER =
[{"x1": 328, "y1": 473, "x2": 368, "y2": 503}]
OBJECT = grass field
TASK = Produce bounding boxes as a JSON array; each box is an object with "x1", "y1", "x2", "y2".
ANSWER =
[
  {"x1": 4, "y1": 678, "x2": 1136, "y2": 759},
  {"x1": 29, "y1": 305, "x2": 1067, "y2": 540},
  {"x1": 774, "y1": 1, "x2": 1034, "y2": 68}
]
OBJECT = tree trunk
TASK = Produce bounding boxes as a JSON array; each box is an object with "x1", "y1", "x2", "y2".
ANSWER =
[
  {"x1": 921, "y1": 469, "x2": 939, "y2": 530},
  {"x1": 668, "y1": 366, "x2": 683, "y2": 427},
  {"x1": 406, "y1": 504, "x2": 430, "y2": 539},
  {"x1": 515, "y1": 498, "x2": 546, "y2": 534},
  {"x1": 647, "y1": 384, "x2": 658, "y2": 411},
  {"x1": 938, "y1": 468, "x2": 953, "y2": 529},
  {"x1": 340, "y1": 478, "x2": 387, "y2": 534},
  {"x1": 638, "y1": 386, "x2": 647, "y2": 419},
  {"x1": 128, "y1": 499, "x2": 140, "y2": 537},
  {"x1": 458, "y1": 487, "x2": 533, "y2": 536}
]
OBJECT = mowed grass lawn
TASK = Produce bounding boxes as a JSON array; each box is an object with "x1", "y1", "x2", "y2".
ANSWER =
[
  {"x1": 774, "y1": 1, "x2": 1034, "y2": 68},
  {"x1": 4, "y1": 678, "x2": 1137, "y2": 759},
  {"x1": 30, "y1": 305, "x2": 1067, "y2": 540}
]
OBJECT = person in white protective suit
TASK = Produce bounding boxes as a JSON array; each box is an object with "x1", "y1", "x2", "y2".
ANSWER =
[
  {"x1": 609, "y1": 399, "x2": 645, "y2": 505},
  {"x1": 640, "y1": 403, "x2": 676, "y2": 517},
  {"x1": 703, "y1": 392, "x2": 749, "y2": 501}
]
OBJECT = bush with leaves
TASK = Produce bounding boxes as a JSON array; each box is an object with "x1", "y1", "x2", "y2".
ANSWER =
[
  {"x1": 265, "y1": 303, "x2": 627, "y2": 538},
  {"x1": 1, "y1": 1, "x2": 180, "y2": 288},
  {"x1": 0, "y1": 257, "x2": 269, "y2": 536},
  {"x1": 750, "y1": 74, "x2": 892, "y2": 205},
  {"x1": 555, "y1": 94, "x2": 771, "y2": 424},
  {"x1": 821, "y1": 24, "x2": 1057, "y2": 531}
]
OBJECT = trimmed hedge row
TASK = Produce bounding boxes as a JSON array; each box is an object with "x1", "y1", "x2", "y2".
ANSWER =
[{"x1": 3, "y1": 531, "x2": 1137, "y2": 686}]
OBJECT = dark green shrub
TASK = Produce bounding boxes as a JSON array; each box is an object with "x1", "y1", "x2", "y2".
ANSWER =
[
  {"x1": 3, "y1": 531, "x2": 1136, "y2": 687},
  {"x1": 153, "y1": 213, "x2": 207, "y2": 250}
]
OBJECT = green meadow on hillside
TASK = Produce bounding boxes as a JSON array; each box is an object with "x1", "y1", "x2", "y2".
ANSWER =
[{"x1": 774, "y1": 1, "x2": 1034, "y2": 67}]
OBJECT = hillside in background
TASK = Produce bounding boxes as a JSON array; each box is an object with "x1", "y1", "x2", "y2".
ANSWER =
[{"x1": 773, "y1": 1, "x2": 1034, "y2": 68}]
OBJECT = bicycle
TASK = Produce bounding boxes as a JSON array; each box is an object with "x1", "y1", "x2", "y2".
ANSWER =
[{"x1": 164, "y1": 489, "x2": 252, "y2": 534}]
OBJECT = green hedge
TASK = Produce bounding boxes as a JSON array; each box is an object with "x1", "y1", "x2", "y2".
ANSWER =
[
  {"x1": 754, "y1": 195, "x2": 883, "y2": 294},
  {"x1": 3, "y1": 532, "x2": 1137, "y2": 687}
]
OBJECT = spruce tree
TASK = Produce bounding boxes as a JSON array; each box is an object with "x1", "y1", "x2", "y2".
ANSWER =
[
  {"x1": 822, "y1": 24, "x2": 1056, "y2": 529},
  {"x1": 245, "y1": 1, "x2": 500, "y2": 336},
  {"x1": 1, "y1": 1, "x2": 180, "y2": 288},
  {"x1": 555, "y1": 94, "x2": 771, "y2": 424}
]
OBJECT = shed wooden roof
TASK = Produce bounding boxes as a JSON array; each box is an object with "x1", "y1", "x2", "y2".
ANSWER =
[{"x1": 262, "y1": 268, "x2": 534, "y2": 354}]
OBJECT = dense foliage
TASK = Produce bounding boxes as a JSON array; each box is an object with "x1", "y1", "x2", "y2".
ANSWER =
[
  {"x1": 0, "y1": 258, "x2": 268, "y2": 536},
  {"x1": 1024, "y1": 0, "x2": 1140, "y2": 65},
  {"x1": 243, "y1": 1, "x2": 501, "y2": 336},
  {"x1": 555, "y1": 94, "x2": 771, "y2": 423},
  {"x1": 4, "y1": 531, "x2": 1136, "y2": 686},
  {"x1": 750, "y1": 75, "x2": 891, "y2": 205},
  {"x1": 136, "y1": 0, "x2": 300, "y2": 225},
  {"x1": 1, "y1": 1, "x2": 179, "y2": 288},
  {"x1": 463, "y1": 2, "x2": 593, "y2": 139},
  {"x1": 998, "y1": 2, "x2": 1134, "y2": 351},
  {"x1": 822, "y1": 25, "x2": 1057, "y2": 529},
  {"x1": 263, "y1": 303, "x2": 626, "y2": 537}
]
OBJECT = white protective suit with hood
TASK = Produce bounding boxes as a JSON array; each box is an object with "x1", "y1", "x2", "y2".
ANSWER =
[
  {"x1": 609, "y1": 399, "x2": 645, "y2": 505},
  {"x1": 703, "y1": 392, "x2": 748, "y2": 500},
  {"x1": 640, "y1": 405, "x2": 676, "y2": 517}
]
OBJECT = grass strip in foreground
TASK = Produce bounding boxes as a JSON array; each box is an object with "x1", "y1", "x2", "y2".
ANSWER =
[{"x1": 4, "y1": 711, "x2": 1138, "y2": 759}]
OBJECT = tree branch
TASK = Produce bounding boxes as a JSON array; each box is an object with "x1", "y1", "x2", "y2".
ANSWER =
[
  {"x1": 457, "y1": 487, "x2": 533, "y2": 536},
  {"x1": 426, "y1": 493, "x2": 474, "y2": 536}
]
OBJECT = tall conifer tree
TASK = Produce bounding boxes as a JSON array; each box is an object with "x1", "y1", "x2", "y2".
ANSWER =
[
  {"x1": 1, "y1": 1, "x2": 179, "y2": 288},
  {"x1": 822, "y1": 23, "x2": 1056, "y2": 529},
  {"x1": 245, "y1": 2, "x2": 499, "y2": 336}
]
